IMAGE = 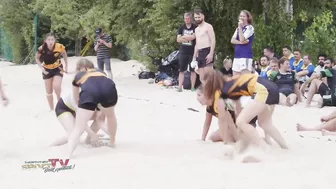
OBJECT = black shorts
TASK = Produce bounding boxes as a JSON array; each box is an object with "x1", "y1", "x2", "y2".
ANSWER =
[
  {"x1": 42, "y1": 65, "x2": 63, "y2": 80},
  {"x1": 318, "y1": 83, "x2": 330, "y2": 97},
  {"x1": 55, "y1": 98, "x2": 76, "y2": 117},
  {"x1": 179, "y1": 54, "x2": 194, "y2": 72},
  {"x1": 279, "y1": 88, "x2": 294, "y2": 97},
  {"x1": 255, "y1": 77, "x2": 280, "y2": 105},
  {"x1": 197, "y1": 47, "x2": 214, "y2": 68},
  {"x1": 79, "y1": 78, "x2": 118, "y2": 111}
]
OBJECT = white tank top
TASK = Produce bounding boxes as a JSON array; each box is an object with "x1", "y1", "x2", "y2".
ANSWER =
[{"x1": 61, "y1": 91, "x2": 77, "y2": 111}]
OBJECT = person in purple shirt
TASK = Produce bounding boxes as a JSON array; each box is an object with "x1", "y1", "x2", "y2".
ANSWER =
[{"x1": 230, "y1": 10, "x2": 255, "y2": 76}]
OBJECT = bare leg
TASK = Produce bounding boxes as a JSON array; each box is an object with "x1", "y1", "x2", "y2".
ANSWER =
[
  {"x1": 321, "y1": 129, "x2": 336, "y2": 136},
  {"x1": 44, "y1": 78, "x2": 54, "y2": 110},
  {"x1": 68, "y1": 108, "x2": 95, "y2": 158},
  {"x1": 258, "y1": 105, "x2": 288, "y2": 149},
  {"x1": 198, "y1": 68, "x2": 205, "y2": 82},
  {"x1": 50, "y1": 113, "x2": 75, "y2": 146},
  {"x1": 100, "y1": 106, "x2": 117, "y2": 147},
  {"x1": 288, "y1": 94, "x2": 297, "y2": 107},
  {"x1": 279, "y1": 93, "x2": 287, "y2": 106},
  {"x1": 306, "y1": 79, "x2": 321, "y2": 107},
  {"x1": 210, "y1": 130, "x2": 223, "y2": 142},
  {"x1": 52, "y1": 76, "x2": 62, "y2": 101},
  {"x1": 297, "y1": 118, "x2": 336, "y2": 131},
  {"x1": 235, "y1": 100, "x2": 267, "y2": 148},
  {"x1": 217, "y1": 99, "x2": 239, "y2": 143},
  {"x1": 190, "y1": 71, "x2": 196, "y2": 89},
  {"x1": 178, "y1": 71, "x2": 184, "y2": 91}
]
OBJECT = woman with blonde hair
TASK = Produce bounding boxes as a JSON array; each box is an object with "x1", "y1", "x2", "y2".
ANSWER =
[
  {"x1": 51, "y1": 60, "x2": 108, "y2": 147},
  {"x1": 68, "y1": 58, "x2": 118, "y2": 157}
]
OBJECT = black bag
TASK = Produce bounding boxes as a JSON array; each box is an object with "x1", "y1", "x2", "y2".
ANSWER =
[
  {"x1": 138, "y1": 71, "x2": 156, "y2": 79},
  {"x1": 182, "y1": 72, "x2": 201, "y2": 90}
]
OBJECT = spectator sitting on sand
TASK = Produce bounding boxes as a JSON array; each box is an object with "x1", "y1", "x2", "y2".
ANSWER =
[{"x1": 297, "y1": 110, "x2": 336, "y2": 135}]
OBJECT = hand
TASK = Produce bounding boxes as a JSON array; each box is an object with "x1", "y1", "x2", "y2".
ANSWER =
[
  {"x1": 98, "y1": 39, "x2": 104, "y2": 44},
  {"x1": 321, "y1": 116, "x2": 331, "y2": 122},
  {"x1": 41, "y1": 67, "x2": 48, "y2": 75},
  {"x1": 205, "y1": 54, "x2": 213, "y2": 64},
  {"x1": 240, "y1": 40, "x2": 249, "y2": 44},
  {"x1": 2, "y1": 96, "x2": 8, "y2": 106},
  {"x1": 238, "y1": 20, "x2": 244, "y2": 28}
]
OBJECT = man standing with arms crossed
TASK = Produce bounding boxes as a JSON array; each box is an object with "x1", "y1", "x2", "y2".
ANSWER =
[
  {"x1": 94, "y1": 28, "x2": 113, "y2": 79},
  {"x1": 176, "y1": 12, "x2": 197, "y2": 92},
  {"x1": 191, "y1": 8, "x2": 216, "y2": 81}
]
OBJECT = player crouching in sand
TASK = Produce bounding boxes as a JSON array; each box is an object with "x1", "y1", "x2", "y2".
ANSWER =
[
  {"x1": 51, "y1": 61, "x2": 109, "y2": 147},
  {"x1": 68, "y1": 58, "x2": 118, "y2": 158},
  {"x1": 202, "y1": 70, "x2": 288, "y2": 162}
]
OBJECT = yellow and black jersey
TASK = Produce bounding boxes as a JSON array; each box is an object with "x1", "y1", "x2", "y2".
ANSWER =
[
  {"x1": 38, "y1": 43, "x2": 65, "y2": 69},
  {"x1": 221, "y1": 73, "x2": 279, "y2": 105},
  {"x1": 72, "y1": 68, "x2": 107, "y2": 87},
  {"x1": 221, "y1": 73, "x2": 257, "y2": 100},
  {"x1": 206, "y1": 90, "x2": 221, "y2": 117}
]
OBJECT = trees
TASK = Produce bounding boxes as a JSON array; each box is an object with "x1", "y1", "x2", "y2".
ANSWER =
[{"x1": 0, "y1": 0, "x2": 335, "y2": 66}]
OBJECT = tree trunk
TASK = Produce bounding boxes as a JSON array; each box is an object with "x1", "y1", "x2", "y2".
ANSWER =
[{"x1": 74, "y1": 35, "x2": 81, "y2": 56}]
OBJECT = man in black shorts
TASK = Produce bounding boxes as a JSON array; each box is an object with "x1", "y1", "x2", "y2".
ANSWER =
[{"x1": 176, "y1": 12, "x2": 197, "y2": 92}]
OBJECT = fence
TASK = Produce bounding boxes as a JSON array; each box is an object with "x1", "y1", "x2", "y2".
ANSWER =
[{"x1": 0, "y1": 27, "x2": 13, "y2": 61}]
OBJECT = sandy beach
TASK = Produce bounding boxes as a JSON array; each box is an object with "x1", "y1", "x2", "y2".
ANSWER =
[{"x1": 0, "y1": 56, "x2": 335, "y2": 189}]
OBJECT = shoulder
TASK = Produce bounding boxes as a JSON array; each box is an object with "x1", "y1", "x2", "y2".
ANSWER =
[
  {"x1": 55, "y1": 43, "x2": 65, "y2": 51},
  {"x1": 37, "y1": 45, "x2": 43, "y2": 53},
  {"x1": 206, "y1": 23, "x2": 214, "y2": 29}
]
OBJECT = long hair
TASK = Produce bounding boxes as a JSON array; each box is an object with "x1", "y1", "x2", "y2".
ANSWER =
[
  {"x1": 42, "y1": 32, "x2": 56, "y2": 51},
  {"x1": 240, "y1": 10, "x2": 253, "y2": 24},
  {"x1": 202, "y1": 69, "x2": 226, "y2": 99}
]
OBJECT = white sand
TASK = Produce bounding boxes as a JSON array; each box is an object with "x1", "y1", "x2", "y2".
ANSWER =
[{"x1": 0, "y1": 56, "x2": 335, "y2": 189}]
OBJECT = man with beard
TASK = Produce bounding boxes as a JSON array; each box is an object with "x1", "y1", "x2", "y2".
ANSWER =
[
  {"x1": 314, "y1": 54, "x2": 327, "y2": 74},
  {"x1": 191, "y1": 7, "x2": 216, "y2": 81}
]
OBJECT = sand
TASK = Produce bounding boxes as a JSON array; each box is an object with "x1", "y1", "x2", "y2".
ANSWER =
[{"x1": 0, "y1": 56, "x2": 335, "y2": 189}]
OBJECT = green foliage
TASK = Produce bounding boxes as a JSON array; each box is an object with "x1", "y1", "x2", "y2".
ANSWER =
[
  {"x1": 301, "y1": 10, "x2": 336, "y2": 62},
  {"x1": 252, "y1": 1, "x2": 295, "y2": 60},
  {"x1": 0, "y1": 0, "x2": 34, "y2": 63}
]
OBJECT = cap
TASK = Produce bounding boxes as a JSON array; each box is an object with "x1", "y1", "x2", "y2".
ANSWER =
[{"x1": 95, "y1": 28, "x2": 102, "y2": 34}]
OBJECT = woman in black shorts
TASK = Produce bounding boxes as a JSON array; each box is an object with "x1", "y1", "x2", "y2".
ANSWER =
[
  {"x1": 202, "y1": 70, "x2": 288, "y2": 162},
  {"x1": 68, "y1": 58, "x2": 118, "y2": 157},
  {"x1": 35, "y1": 33, "x2": 68, "y2": 111},
  {"x1": 51, "y1": 61, "x2": 109, "y2": 147}
]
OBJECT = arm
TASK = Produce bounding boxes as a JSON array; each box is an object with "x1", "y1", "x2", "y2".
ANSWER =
[
  {"x1": 230, "y1": 29, "x2": 241, "y2": 44},
  {"x1": 296, "y1": 70, "x2": 308, "y2": 77},
  {"x1": 182, "y1": 33, "x2": 196, "y2": 41},
  {"x1": 35, "y1": 47, "x2": 46, "y2": 73},
  {"x1": 294, "y1": 83, "x2": 302, "y2": 102},
  {"x1": 102, "y1": 36, "x2": 112, "y2": 48},
  {"x1": 300, "y1": 73, "x2": 321, "y2": 92},
  {"x1": 94, "y1": 39, "x2": 100, "y2": 52},
  {"x1": 192, "y1": 41, "x2": 198, "y2": 60},
  {"x1": 61, "y1": 49, "x2": 68, "y2": 73},
  {"x1": 238, "y1": 27, "x2": 246, "y2": 42},
  {"x1": 208, "y1": 25, "x2": 216, "y2": 56},
  {"x1": 234, "y1": 99, "x2": 242, "y2": 118},
  {"x1": 177, "y1": 35, "x2": 188, "y2": 43},
  {"x1": 201, "y1": 112, "x2": 213, "y2": 141}
]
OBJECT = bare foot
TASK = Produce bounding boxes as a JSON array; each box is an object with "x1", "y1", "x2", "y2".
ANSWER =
[
  {"x1": 296, "y1": 123, "x2": 308, "y2": 131},
  {"x1": 241, "y1": 155, "x2": 261, "y2": 163},
  {"x1": 321, "y1": 129, "x2": 331, "y2": 136},
  {"x1": 305, "y1": 104, "x2": 310, "y2": 108}
]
